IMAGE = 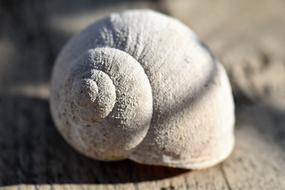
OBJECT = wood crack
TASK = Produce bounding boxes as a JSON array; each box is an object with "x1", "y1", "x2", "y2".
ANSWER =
[{"x1": 221, "y1": 164, "x2": 232, "y2": 190}]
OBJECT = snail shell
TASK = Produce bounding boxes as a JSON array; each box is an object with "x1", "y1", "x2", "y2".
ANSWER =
[{"x1": 50, "y1": 10, "x2": 235, "y2": 169}]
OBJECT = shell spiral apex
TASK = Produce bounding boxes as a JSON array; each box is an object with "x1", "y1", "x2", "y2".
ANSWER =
[{"x1": 50, "y1": 10, "x2": 235, "y2": 169}]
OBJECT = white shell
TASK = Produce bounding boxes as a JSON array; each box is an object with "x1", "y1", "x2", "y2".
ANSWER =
[{"x1": 50, "y1": 10, "x2": 235, "y2": 169}]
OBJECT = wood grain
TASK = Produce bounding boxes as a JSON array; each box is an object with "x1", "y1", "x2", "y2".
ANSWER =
[
  {"x1": 1, "y1": 97, "x2": 284, "y2": 189},
  {"x1": 0, "y1": 0, "x2": 284, "y2": 189}
]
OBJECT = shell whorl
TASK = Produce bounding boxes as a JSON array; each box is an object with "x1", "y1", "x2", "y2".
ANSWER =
[
  {"x1": 69, "y1": 70, "x2": 116, "y2": 124},
  {"x1": 55, "y1": 47, "x2": 153, "y2": 160}
]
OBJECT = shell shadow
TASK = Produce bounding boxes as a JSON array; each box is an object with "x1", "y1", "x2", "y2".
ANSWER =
[{"x1": 0, "y1": 95, "x2": 188, "y2": 186}]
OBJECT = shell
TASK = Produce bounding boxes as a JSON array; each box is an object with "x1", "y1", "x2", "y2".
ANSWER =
[{"x1": 50, "y1": 10, "x2": 235, "y2": 169}]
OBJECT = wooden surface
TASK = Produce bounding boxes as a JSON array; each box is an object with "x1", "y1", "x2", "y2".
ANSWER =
[{"x1": 0, "y1": 0, "x2": 285, "y2": 189}]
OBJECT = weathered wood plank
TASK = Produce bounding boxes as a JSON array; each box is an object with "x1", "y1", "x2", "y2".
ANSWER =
[
  {"x1": 221, "y1": 105, "x2": 285, "y2": 190},
  {"x1": 1, "y1": 96, "x2": 285, "y2": 189},
  {"x1": 0, "y1": 0, "x2": 285, "y2": 189}
]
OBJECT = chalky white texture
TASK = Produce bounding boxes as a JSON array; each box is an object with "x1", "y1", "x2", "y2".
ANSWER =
[{"x1": 50, "y1": 10, "x2": 235, "y2": 169}]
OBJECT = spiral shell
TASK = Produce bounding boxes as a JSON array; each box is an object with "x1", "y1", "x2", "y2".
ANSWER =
[{"x1": 50, "y1": 10, "x2": 235, "y2": 169}]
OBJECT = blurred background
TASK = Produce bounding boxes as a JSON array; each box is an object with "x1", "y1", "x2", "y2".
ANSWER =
[{"x1": 0, "y1": 0, "x2": 284, "y2": 188}]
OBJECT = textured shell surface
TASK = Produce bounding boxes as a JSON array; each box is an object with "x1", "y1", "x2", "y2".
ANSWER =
[{"x1": 50, "y1": 9, "x2": 235, "y2": 169}]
